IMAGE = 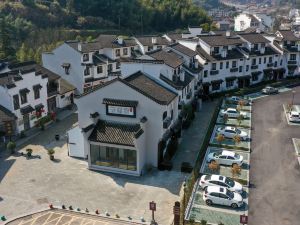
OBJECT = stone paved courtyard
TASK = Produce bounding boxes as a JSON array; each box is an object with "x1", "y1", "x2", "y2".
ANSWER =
[{"x1": 0, "y1": 113, "x2": 185, "y2": 225}]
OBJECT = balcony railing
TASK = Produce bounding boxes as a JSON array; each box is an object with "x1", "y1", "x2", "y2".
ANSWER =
[
  {"x1": 251, "y1": 65, "x2": 258, "y2": 70},
  {"x1": 288, "y1": 60, "x2": 297, "y2": 65},
  {"x1": 210, "y1": 70, "x2": 219, "y2": 75},
  {"x1": 230, "y1": 67, "x2": 238, "y2": 72}
]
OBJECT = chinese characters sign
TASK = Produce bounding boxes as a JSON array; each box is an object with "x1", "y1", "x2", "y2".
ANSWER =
[{"x1": 107, "y1": 105, "x2": 135, "y2": 117}]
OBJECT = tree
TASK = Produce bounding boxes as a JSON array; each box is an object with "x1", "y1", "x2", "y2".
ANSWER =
[
  {"x1": 16, "y1": 43, "x2": 27, "y2": 62},
  {"x1": 7, "y1": 141, "x2": 16, "y2": 154},
  {"x1": 0, "y1": 17, "x2": 15, "y2": 59},
  {"x1": 233, "y1": 135, "x2": 241, "y2": 145},
  {"x1": 231, "y1": 164, "x2": 242, "y2": 178},
  {"x1": 223, "y1": 113, "x2": 229, "y2": 124},
  {"x1": 216, "y1": 133, "x2": 225, "y2": 145},
  {"x1": 208, "y1": 160, "x2": 219, "y2": 172},
  {"x1": 66, "y1": 0, "x2": 75, "y2": 13},
  {"x1": 236, "y1": 114, "x2": 244, "y2": 127}
]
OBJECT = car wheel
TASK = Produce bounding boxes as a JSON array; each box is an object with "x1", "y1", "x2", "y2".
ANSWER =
[
  {"x1": 206, "y1": 199, "x2": 213, "y2": 206},
  {"x1": 231, "y1": 203, "x2": 238, "y2": 209}
]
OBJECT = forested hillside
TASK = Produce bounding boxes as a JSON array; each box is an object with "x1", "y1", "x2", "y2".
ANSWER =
[{"x1": 0, "y1": 0, "x2": 211, "y2": 63}]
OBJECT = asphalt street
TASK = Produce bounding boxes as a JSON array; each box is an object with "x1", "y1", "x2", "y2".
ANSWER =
[{"x1": 249, "y1": 86, "x2": 300, "y2": 225}]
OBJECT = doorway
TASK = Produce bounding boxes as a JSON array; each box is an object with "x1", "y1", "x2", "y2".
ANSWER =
[{"x1": 23, "y1": 114, "x2": 30, "y2": 130}]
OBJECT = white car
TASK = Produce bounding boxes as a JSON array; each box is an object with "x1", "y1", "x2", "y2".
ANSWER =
[
  {"x1": 207, "y1": 150, "x2": 244, "y2": 166},
  {"x1": 200, "y1": 174, "x2": 243, "y2": 194},
  {"x1": 203, "y1": 186, "x2": 244, "y2": 208},
  {"x1": 289, "y1": 111, "x2": 300, "y2": 123},
  {"x1": 220, "y1": 108, "x2": 247, "y2": 118},
  {"x1": 262, "y1": 86, "x2": 278, "y2": 94},
  {"x1": 217, "y1": 126, "x2": 248, "y2": 141},
  {"x1": 227, "y1": 96, "x2": 251, "y2": 105}
]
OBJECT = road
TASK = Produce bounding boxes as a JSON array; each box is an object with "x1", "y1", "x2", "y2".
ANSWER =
[{"x1": 249, "y1": 86, "x2": 300, "y2": 225}]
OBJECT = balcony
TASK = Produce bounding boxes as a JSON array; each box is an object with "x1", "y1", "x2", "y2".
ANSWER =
[
  {"x1": 288, "y1": 60, "x2": 297, "y2": 65},
  {"x1": 210, "y1": 70, "x2": 219, "y2": 75},
  {"x1": 230, "y1": 67, "x2": 238, "y2": 72},
  {"x1": 163, "y1": 117, "x2": 172, "y2": 129},
  {"x1": 267, "y1": 63, "x2": 274, "y2": 67},
  {"x1": 251, "y1": 65, "x2": 258, "y2": 70}
]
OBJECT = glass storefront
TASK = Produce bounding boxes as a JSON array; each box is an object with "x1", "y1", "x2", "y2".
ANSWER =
[{"x1": 90, "y1": 144, "x2": 137, "y2": 171}]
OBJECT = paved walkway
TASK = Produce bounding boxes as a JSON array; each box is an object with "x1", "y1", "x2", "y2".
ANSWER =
[
  {"x1": 5, "y1": 209, "x2": 146, "y2": 225},
  {"x1": 172, "y1": 100, "x2": 219, "y2": 171}
]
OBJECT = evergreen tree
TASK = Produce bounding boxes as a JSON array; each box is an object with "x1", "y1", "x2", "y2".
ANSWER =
[
  {"x1": 0, "y1": 17, "x2": 15, "y2": 59},
  {"x1": 16, "y1": 43, "x2": 27, "y2": 62},
  {"x1": 66, "y1": 0, "x2": 75, "y2": 13}
]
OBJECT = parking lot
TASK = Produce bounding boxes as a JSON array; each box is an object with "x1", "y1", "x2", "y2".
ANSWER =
[{"x1": 249, "y1": 86, "x2": 300, "y2": 225}]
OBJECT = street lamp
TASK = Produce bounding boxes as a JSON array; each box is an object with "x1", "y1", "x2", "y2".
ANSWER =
[{"x1": 292, "y1": 91, "x2": 296, "y2": 106}]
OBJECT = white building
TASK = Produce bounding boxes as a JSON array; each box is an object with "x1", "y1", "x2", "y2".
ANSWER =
[
  {"x1": 74, "y1": 71, "x2": 180, "y2": 176},
  {"x1": 234, "y1": 13, "x2": 273, "y2": 32},
  {"x1": 134, "y1": 36, "x2": 170, "y2": 54},
  {"x1": 121, "y1": 48, "x2": 198, "y2": 106},
  {"x1": 0, "y1": 62, "x2": 49, "y2": 134},
  {"x1": 42, "y1": 35, "x2": 137, "y2": 94}
]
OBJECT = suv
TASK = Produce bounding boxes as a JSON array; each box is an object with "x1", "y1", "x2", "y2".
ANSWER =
[
  {"x1": 200, "y1": 175, "x2": 243, "y2": 193},
  {"x1": 207, "y1": 150, "x2": 244, "y2": 166},
  {"x1": 203, "y1": 186, "x2": 244, "y2": 208},
  {"x1": 289, "y1": 111, "x2": 300, "y2": 123},
  {"x1": 262, "y1": 86, "x2": 279, "y2": 94}
]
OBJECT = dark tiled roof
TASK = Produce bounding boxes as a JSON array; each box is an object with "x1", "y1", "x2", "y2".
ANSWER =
[
  {"x1": 20, "y1": 105, "x2": 34, "y2": 115},
  {"x1": 277, "y1": 30, "x2": 300, "y2": 42},
  {"x1": 169, "y1": 43, "x2": 197, "y2": 57},
  {"x1": 103, "y1": 98, "x2": 138, "y2": 107},
  {"x1": 239, "y1": 33, "x2": 270, "y2": 44},
  {"x1": 89, "y1": 120, "x2": 143, "y2": 146},
  {"x1": 0, "y1": 104, "x2": 16, "y2": 119},
  {"x1": 59, "y1": 78, "x2": 75, "y2": 95},
  {"x1": 199, "y1": 35, "x2": 245, "y2": 47},
  {"x1": 125, "y1": 71, "x2": 177, "y2": 105},
  {"x1": 166, "y1": 33, "x2": 182, "y2": 42},
  {"x1": 159, "y1": 72, "x2": 194, "y2": 90},
  {"x1": 67, "y1": 35, "x2": 137, "y2": 53},
  {"x1": 120, "y1": 58, "x2": 164, "y2": 64},
  {"x1": 242, "y1": 46, "x2": 280, "y2": 56},
  {"x1": 196, "y1": 46, "x2": 244, "y2": 61},
  {"x1": 148, "y1": 49, "x2": 184, "y2": 68},
  {"x1": 136, "y1": 36, "x2": 169, "y2": 47}
]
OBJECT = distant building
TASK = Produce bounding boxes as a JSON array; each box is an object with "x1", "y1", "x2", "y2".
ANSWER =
[
  {"x1": 234, "y1": 13, "x2": 273, "y2": 32},
  {"x1": 215, "y1": 20, "x2": 231, "y2": 31}
]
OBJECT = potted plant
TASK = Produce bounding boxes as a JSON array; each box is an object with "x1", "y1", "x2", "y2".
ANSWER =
[
  {"x1": 7, "y1": 141, "x2": 16, "y2": 154},
  {"x1": 48, "y1": 149, "x2": 55, "y2": 160},
  {"x1": 26, "y1": 148, "x2": 33, "y2": 157}
]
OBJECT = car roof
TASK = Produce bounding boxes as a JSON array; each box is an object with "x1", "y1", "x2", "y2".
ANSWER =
[
  {"x1": 225, "y1": 126, "x2": 236, "y2": 130},
  {"x1": 210, "y1": 175, "x2": 225, "y2": 182},
  {"x1": 207, "y1": 186, "x2": 225, "y2": 193},
  {"x1": 291, "y1": 111, "x2": 299, "y2": 115},
  {"x1": 227, "y1": 108, "x2": 236, "y2": 111},
  {"x1": 221, "y1": 150, "x2": 235, "y2": 157}
]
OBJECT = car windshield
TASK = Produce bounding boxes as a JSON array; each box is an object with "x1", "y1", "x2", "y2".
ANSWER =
[
  {"x1": 234, "y1": 153, "x2": 240, "y2": 159},
  {"x1": 204, "y1": 175, "x2": 211, "y2": 180},
  {"x1": 225, "y1": 178, "x2": 235, "y2": 187},
  {"x1": 236, "y1": 129, "x2": 241, "y2": 134},
  {"x1": 214, "y1": 152, "x2": 221, "y2": 157},
  {"x1": 226, "y1": 189, "x2": 234, "y2": 199}
]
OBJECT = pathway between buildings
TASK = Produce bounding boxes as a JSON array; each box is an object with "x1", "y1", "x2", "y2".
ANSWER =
[{"x1": 172, "y1": 100, "x2": 218, "y2": 171}]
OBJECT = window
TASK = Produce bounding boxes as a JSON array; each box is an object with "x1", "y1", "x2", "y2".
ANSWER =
[
  {"x1": 264, "y1": 57, "x2": 267, "y2": 64},
  {"x1": 171, "y1": 110, "x2": 173, "y2": 120},
  {"x1": 97, "y1": 66, "x2": 103, "y2": 74},
  {"x1": 83, "y1": 54, "x2": 89, "y2": 62},
  {"x1": 254, "y1": 44, "x2": 258, "y2": 50},
  {"x1": 239, "y1": 66, "x2": 242, "y2": 73},
  {"x1": 204, "y1": 70, "x2": 208, "y2": 78},
  {"x1": 90, "y1": 145, "x2": 137, "y2": 171},
  {"x1": 252, "y1": 74, "x2": 258, "y2": 81},
  {"x1": 226, "y1": 61, "x2": 229, "y2": 69},
  {"x1": 259, "y1": 58, "x2": 261, "y2": 64},
  {"x1": 115, "y1": 49, "x2": 121, "y2": 57},
  {"x1": 274, "y1": 61, "x2": 277, "y2": 67},
  {"x1": 33, "y1": 86, "x2": 40, "y2": 100},
  {"x1": 280, "y1": 60, "x2": 283, "y2": 66},
  {"x1": 13, "y1": 95, "x2": 19, "y2": 110},
  {"x1": 84, "y1": 66, "x2": 90, "y2": 76},
  {"x1": 251, "y1": 58, "x2": 256, "y2": 66},
  {"x1": 123, "y1": 48, "x2": 128, "y2": 55},
  {"x1": 220, "y1": 62, "x2": 223, "y2": 70},
  {"x1": 20, "y1": 92, "x2": 27, "y2": 104},
  {"x1": 232, "y1": 61, "x2": 237, "y2": 68},
  {"x1": 212, "y1": 63, "x2": 217, "y2": 70},
  {"x1": 212, "y1": 83, "x2": 220, "y2": 91},
  {"x1": 226, "y1": 80, "x2": 234, "y2": 88},
  {"x1": 108, "y1": 64, "x2": 113, "y2": 72},
  {"x1": 213, "y1": 47, "x2": 219, "y2": 54},
  {"x1": 117, "y1": 62, "x2": 121, "y2": 69},
  {"x1": 246, "y1": 65, "x2": 249, "y2": 72},
  {"x1": 269, "y1": 57, "x2": 272, "y2": 63},
  {"x1": 162, "y1": 111, "x2": 167, "y2": 120},
  {"x1": 290, "y1": 54, "x2": 297, "y2": 60}
]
